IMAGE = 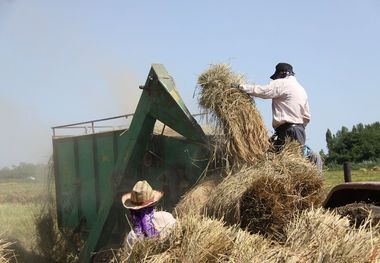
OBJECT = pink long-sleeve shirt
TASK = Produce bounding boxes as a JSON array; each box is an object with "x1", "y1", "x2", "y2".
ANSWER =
[{"x1": 240, "y1": 76, "x2": 311, "y2": 129}]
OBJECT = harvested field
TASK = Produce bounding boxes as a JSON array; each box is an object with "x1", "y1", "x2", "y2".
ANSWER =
[{"x1": 197, "y1": 64, "x2": 270, "y2": 169}]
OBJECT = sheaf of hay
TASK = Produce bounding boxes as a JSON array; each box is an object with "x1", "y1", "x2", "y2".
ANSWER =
[
  {"x1": 197, "y1": 63, "x2": 270, "y2": 169},
  {"x1": 174, "y1": 173, "x2": 223, "y2": 218},
  {"x1": 118, "y1": 208, "x2": 380, "y2": 263},
  {"x1": 205, "y1": 141, "x2": 324, "y2": 239},
  {"x1": 120, "y1": 215, "x2": 236, "y2": 263},
  {"x1": 0, "y1": 235, "x2": 14, "y2": 263},
  {"x1": 284, "y1": 208, "x2": 380, "y2": 263}
]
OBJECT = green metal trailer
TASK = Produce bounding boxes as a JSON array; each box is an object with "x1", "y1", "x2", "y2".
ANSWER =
[{"x1": 52, "y1": 64, "x2": 210, "y2": 262}]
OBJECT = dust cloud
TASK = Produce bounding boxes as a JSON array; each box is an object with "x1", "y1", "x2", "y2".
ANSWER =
[
  {"x1": 99, "y1": 64, "x2": 142, "y2": 115},
  {"x1": 0, "y1": 99, "x2": 51, "y2": 168}
]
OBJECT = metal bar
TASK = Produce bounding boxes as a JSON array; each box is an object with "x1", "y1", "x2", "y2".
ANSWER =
[
  {"x1": 91, "y1": 122, "x2": 95, "y2": 134},
  {"x1": 52, "y1": 112, "x2": 205, "y2": 133},
  {"x1": 52, "y1": 114, "x2": 134, "y2": 130},
  {"x1": 343, "y1": 162, "x2": 352, "y2": 182}
]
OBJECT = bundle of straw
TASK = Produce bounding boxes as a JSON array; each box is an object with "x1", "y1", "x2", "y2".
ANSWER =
[
  {"x1": 205, "y1": 141, "x2": 324, "y2": 238},
  {"x1": 121, "y1": 215, "x2": 236, "y2": 262},
  {"x1": 197, "y1": 64, "x2": 270, "y2": 169},
  {"x1": 335, "y1": 202, "x2": 380, "y2": 228},
  {"x1": 174, "y1": 174, "x2": 223, "y2": 218},
  {"x1": 33, "y1": 159, "x2": 80, "y2": 263},
  {"x1": 0, "y1": 236, "x2": 14, "y2": 263},
  {"x1": 120, "y1": 210, "x2": 380, "y2": 263},
  {"x1": 283, "y1": 208, "x2": 380, "y2": 263},
  {"x1": 119, "y1": 215, "x2": 294, "y2": 263}
]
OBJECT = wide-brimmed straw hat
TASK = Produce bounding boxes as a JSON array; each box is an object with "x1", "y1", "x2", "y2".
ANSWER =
[{"x1": 121, "y1": 180, "x2": 164, "y2": 210}]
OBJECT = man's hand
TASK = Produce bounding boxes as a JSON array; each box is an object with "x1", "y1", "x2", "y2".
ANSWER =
[{"x1": 231, "y1": 83, "x2": 241, "y2": 89}]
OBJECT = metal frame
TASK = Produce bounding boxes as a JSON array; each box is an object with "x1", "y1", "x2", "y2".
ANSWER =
[
  {"x1": 51, "y1": 114, "x2": 134, "y2": 137},
  {"x1": 71, "y1": 64, "x2": 209, "y2": 262},
  {"x1": 52, "y1": 112, "x2": 210, "y2": 137}
]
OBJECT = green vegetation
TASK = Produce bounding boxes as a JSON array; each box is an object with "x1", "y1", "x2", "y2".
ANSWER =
[
  {"x1": 0, "y1": 162, "x2": 47, "y2": 181},
  {"x1": 0, "y1": 180, "x2": 46, "y2": 250},
  {"x1": 323, "y1": 122, "x2": 380, "y2": 165},
  {"x1": 323, "y1": 168, "x2": 380, "y2": 190}
]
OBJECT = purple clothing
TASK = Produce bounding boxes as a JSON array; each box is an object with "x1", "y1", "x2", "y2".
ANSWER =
[{"x1": 130, "y1": 207, "x2": 159, "y2": 238}]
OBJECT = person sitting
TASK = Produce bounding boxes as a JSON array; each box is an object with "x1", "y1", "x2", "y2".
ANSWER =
[{"x1": 121, "y1": 180, "x2": 176, "y2": 249}]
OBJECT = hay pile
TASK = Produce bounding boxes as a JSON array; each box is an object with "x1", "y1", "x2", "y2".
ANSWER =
[
  {"x1": 119, "y1": 215, "x2": 283, "y2": 263},
  {"x1": 284, "y1": 208, "x2": 380, "y2": 263},
  {"x1": 0, "y1": 236, "x2": 13, "y2": 263},
  {"x1": 33, "y1": 159, "x2": 80, "y2": 263},
  {"x1": 197, "y1": 64, "x2": 270, "y2": 169},
  {"x1": 174, "y1": 173, "x2": 223, "y2": 217},
  {"x1": 34, "y1": 209, "x2": 80, "y2": 263},
  {"x1": 335, "y1": 202, "x2": 380, "y2": 228},
  {"x1": 205, "y1": 141, "x2": 324, "y2": 238},
  {"x1": 119, "y1": 208, "x2": 380, "y2": 262}
]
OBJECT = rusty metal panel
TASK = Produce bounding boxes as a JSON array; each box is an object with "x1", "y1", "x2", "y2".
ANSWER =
[{"x1": 323, "y1": 182, "x2": 380, "y2": 208}]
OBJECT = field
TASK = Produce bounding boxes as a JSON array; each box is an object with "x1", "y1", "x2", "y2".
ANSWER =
[
  {"x1": 323, "y1": 168, "x2": 380, "y2": 189},
  {"x1": 0, "y1": 169, "x2": 379, "y2": 261},
  {"x1": 0, "y1": 178, "x2": 50, "y2": 261}
]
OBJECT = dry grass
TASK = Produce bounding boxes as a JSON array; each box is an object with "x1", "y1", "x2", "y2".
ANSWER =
[
  {"x1": 174, "y1": 172, "x2": 224, "y2": 217},
  {"x1": 0, "y1": 235, "x2": 14, "y2": 263},
  {"x1": 32, "y1": 159, "x2": 80, "y2": 263},
  {"x1": 197, "y1": 64, "x2": 270, "y2": 169},
  {"x1": 33, "y1": 207, "x2": 80, "y2": 263},
  {"x1": 205, "y1": 141, "x2": 324, "y2": 239},
  {"x1": 121, "y1": 209, "x2": 380, "y2": 263},
  {"x1": 121, "y1": 215, "x2": 236, "y2": 262},
  {"x1": 335, "y1": 202, "x2": 380, "y2": 228},
  {"x1": 284, "y1": 208, "x2": 380, "y2": 263},
  {"x1": 119, "y1": 215, "x2": 288, "y2": 263}
]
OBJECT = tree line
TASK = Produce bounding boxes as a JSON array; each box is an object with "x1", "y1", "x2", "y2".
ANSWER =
[
  {"x1": 0, "y1": 162, "x2": 48, "y2": 180},
  {"x1": 323, "y1": 121, "x2": 380, "y2": 166}
]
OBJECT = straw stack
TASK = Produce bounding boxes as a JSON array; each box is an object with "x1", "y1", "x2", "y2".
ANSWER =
[
  {"x1": 119, "y1": 215, "x2": 288, "y2": 263},
  {"x1": 335, "y1": 202, "x2": 380, "y2": 227},
  {"x1": 119, "y1": 209, "x2": 380, "y2": 263},
  {"x1": 197, "y1": 64, "x2": 270, "y2": 169},
  {"x1": 205, "y1": 141, "x2": 324, "y2": 238},
  {"x1": 122, "y1": 215, "x2": 236, "y2": 262},
  {"x1": 283, "y1": 208, "x2": 380, "y2": 263},
  {"x1": 174, "y1": 173, "x2": 223, "y2": 217}
]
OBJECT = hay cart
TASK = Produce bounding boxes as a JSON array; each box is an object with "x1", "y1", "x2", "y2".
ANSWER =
[{"x1": 52, "y1": 64, "x2": 210, "y2": 262}]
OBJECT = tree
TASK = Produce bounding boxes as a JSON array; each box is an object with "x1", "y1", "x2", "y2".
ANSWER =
[{"x1": 325, "y1": 122, "x2": 380, "y2": 165}]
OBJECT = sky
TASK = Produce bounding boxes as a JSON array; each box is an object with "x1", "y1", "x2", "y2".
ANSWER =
[{"x1": 0, "y1": 0, "x2": 379, "y2": 168}]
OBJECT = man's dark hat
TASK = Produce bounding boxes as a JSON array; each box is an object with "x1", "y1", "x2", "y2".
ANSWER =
[{"x1": 270, "y1": 63, "x2": 295, "y2": 80}]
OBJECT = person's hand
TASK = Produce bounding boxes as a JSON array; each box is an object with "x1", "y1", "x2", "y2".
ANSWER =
[{"x1": 231, "y1": 83, "x2": 241, "y2": 89}]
